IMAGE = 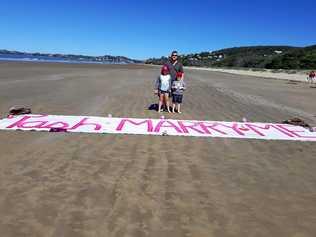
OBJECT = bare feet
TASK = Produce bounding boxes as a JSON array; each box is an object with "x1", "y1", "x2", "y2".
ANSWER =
[{"x1": 178, "y1": 111, "x2": 182, "y2": 114}]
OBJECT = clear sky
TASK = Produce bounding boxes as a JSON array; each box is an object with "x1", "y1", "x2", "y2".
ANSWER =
[{"x1": 1, "y1": 0, "x2": 315, "y2": 59}]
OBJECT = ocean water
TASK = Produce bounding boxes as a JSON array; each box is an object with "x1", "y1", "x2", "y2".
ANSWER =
[{"x1": 0, "y1": 54, "x2": 125, "y2": 64}]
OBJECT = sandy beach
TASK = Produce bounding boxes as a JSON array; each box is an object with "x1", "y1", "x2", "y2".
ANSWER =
[
  {"x1": 0, "y1": 61, "x2": 316, "y2": 237},
  {"x1": 187, "y1": 66, "x2": 313, "y2": 83}
]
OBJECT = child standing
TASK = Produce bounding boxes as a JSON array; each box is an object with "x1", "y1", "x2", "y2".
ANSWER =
[
  {"x1": 308, "y1": 71, "x2": 315, "y2": 84},
  {"x1": 154, "y1": 65, "x2": 172, "y2": 113},
  {"x1": 172, "y1": 72, "x2": 186, "y2": 113}
]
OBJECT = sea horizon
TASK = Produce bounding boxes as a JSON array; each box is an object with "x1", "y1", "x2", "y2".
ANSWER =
[{"x1": 0, "y1": 53, "x2": 132, "y2": 65}]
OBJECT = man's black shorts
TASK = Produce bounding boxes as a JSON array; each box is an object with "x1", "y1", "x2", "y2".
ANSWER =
[{"x1": 172, "y1": 94, "x2": 183, "y2": 103}]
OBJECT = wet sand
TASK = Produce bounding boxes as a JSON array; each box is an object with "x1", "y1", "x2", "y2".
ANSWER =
[{"x1": 0, "y1": 61, "x2": 316, "y2": 237}]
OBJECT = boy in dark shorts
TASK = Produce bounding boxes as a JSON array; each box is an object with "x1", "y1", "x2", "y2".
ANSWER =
[{"x1": 171, "y1": 72, "x2": 186, "y2": 113}]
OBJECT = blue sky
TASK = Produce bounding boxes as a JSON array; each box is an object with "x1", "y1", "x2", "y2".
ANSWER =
[{"x1": 1, "y1": 0, "x2": 315, "y2": 59}]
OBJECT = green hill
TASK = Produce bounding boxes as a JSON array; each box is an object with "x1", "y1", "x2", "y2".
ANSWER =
[{"x1": 146, "y1": 45, "x2": 316, "y2": 69}]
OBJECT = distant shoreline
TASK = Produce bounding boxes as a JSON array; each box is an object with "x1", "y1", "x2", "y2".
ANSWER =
[
  {"x1": 0, "y1": 50, "x2": 142, "y2": 64},
  {"x1": 186, "y1": 66, "x2": 311, "y2": 82},
  {"x1": 144, "y1": 63, "x2": 311, "y2": 82},
  {"x1": 0, "y1": 56, "x2": 127, "y2": 65}
]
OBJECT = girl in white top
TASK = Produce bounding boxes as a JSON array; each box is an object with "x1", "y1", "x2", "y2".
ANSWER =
[{"x1": 154, "y1": 65, "x2": 172, "y2": 113}]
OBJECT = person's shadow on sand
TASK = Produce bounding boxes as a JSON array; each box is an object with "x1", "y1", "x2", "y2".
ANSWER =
[
  {"x1": 148, "y1": 103, "x2": 158, "y2": 111},
  {"x1": 148, "y1": 103, "x2": 173, "y2": 112}
]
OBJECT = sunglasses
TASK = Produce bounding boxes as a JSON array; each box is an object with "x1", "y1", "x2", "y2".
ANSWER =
[{"x1": 172, "y1": 54, "x2": 178, "y2": 57}]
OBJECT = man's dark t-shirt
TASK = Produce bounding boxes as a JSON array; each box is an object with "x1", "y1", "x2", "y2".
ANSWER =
[{"x1": 166, "y1": 60, "x2": 184, "y2": 82}]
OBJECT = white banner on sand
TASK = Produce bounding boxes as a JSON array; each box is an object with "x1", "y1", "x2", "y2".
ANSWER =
[{"x1": 0, "y1": 114, "x2": 315, "y2": 141}]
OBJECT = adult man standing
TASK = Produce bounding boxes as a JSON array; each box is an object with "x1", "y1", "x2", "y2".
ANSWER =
[{"x1": 165, "y1": 50, "x2": 184, "y2": 82}]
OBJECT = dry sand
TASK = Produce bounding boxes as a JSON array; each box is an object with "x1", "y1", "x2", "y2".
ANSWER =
[
  {"x1": 0, "y1": 61, "x2": 316, "y2": 237},
  {"x1": 187, "y1": 66, "x2": 311, "y2": 82}
]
